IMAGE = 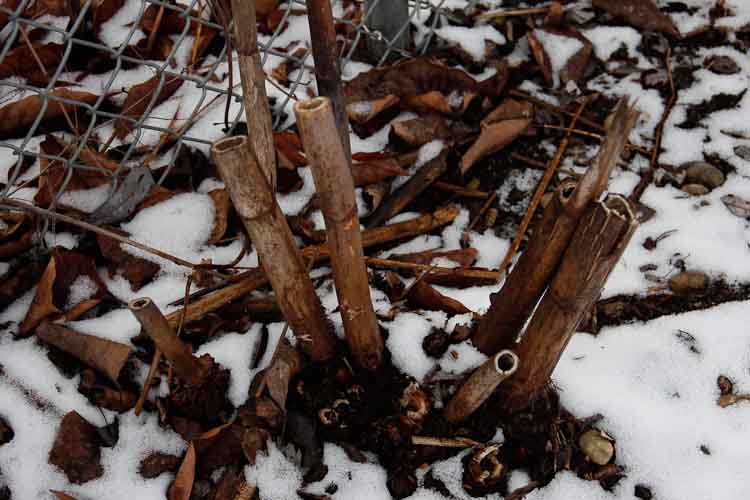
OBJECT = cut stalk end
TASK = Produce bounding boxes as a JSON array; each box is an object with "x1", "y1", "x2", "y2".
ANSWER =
[{"x1": 494, "y1": 350, "x2": 519, "y2": 376}]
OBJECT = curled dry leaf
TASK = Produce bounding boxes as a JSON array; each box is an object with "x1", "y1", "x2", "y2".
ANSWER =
[
  {"x1": 345, "y1": 58, "x2": 483, "y2": 120},
  {"x1": 407, "y1": 280, "x2": 472, "y2": 315},
  {"x1": 26, "y1": 0, "x2": 75, "y2": 16},
  {"x1": 0, "y1": 211, "x2": 33, "y2": 259},
  {"x1": 208, "y1": 188, "x2": 231, "y2": 244},
  {"x1": 0, "y1": 89, "x2": 99, "y2": 140},
  {"x1": 391, "y1": 248, "x2": 479, "y2": 268},
  {"x1": 168, "y1": 443, "x2": 196, "y2": 500},
  {"x1": 97, "y1": 230, "x2": 161, "y2": 290},
  {"x1": 592, "y1": 0, "x2": 679, "y2": 37},
  {"x1": 139, "y1": 452, "x2": 182, "y2": 479},
  {"x1": 391, "y1": 114, "x2": 473, "y2": 147},
  {"x1": 115, "y1": 74, "x2": 183, "y2": 139},
  {"x1": 0, "y1": 43, "x2": 65, "y2": 85},
  {"x1": 36, "y1": 322, "x2": 132, "y2": 383},
  {"x1": 0, "y1": 259, "x2": 45, "y2": 311},
  {"x1": 78, "y1": 369, "x2": 138, "y2": 412},
  {"x1": 460, "y1": 99, "x2": 533, "y2": 174},
  {"x1": 274, "y1": 131, "x2": 307, "y2": 167},
  {"x1": 348, "y1": 95, "x2": 400, "y2": 124},
  {"x1": 91, "y1": 0, "x2": 126, "y2": 33},
  {"x1": 18, "y1": 248, "x2": 107, "y2": 335},
  {"x1": 528, "y1": 26, "x2": 593, "y2": 88},
  {"x1": 351, "y1": 152, "x2": 408, "y2": 186},
  {"x1": 35, "y1": 135, "x2": 122, "y2": 207},
  {"x1": 50, "y1": 491, "x2": 78, "y2": 500}
]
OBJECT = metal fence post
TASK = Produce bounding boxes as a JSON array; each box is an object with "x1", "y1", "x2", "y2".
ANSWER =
[{"x1": 364, "y1": 0, "x2": 409, "y2": 60}]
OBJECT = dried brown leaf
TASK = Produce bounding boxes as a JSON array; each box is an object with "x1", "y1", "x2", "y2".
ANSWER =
[
  {"x1": 0, "y1": 42, "x2": 65, "y2": 83},
  {"x1": 345, "y1": 58, "x2": 480, "y2": 118},
  {"x1": 391, "y1": 115, "x2": 451, "y2": 147},
  {"x1": 48, "y1": 411, "x2": 104, "y2": 484},
  {"x1": 34, "y1": 135, "x2": 120, "y2": 207},
  {"x1": 347, "y1": 94, "x2": 400, "y2": 124},
  {"x1": 37, "y1": 322, "x2": 133, "y2": 383},
  {"x1": 407, "y1": 280, "x2": 472, "y2": 315},
  {"x1": 97, "y1": 230, "x2": 161, "y2": 290},
  {"x1": 0, "y1": 89, "x2": 99, "y2": 140},
  {"x1": 592, "y1": 0, "x2": 679, "y2": 37},
  {"x1": 460, "y1": 118, "x2": 531, "y2": 174},
  {"x1": 0, "y1": 211, "x2": 33, "y2": 259},
  {"x1": 18, "y1": 248, "x2": 106, "y2": 334},
  {"x1": 50, "y1": 491, "x2": 79, "y2": 500},
  {"x1": 274, "y1": 131, "x2": 307, "y2": 167},
  {"x1": 208, "y1": 188, "x2": 231, "y2": 244},
  {"x1": 91, "y1": 0, "x2": 126, "y2": 33},
  {"x1": 392, "y1": 248, "x2": 478, "y2": 268},
  {"x1": 115, "y1": 74, "x2": 183, "y2": 139},
  {"x1": 528, "y1": 27, "x2": 593, "y2": 87},
  {"x1": 168, "y1": 443, "x2": 196, "y2": 500},
  {"x1": 351, "y1": 153, "x2": 407, "y2": 186},
  {"x1": 26, "y1": 0, "x2": 74, "y2": 16}
]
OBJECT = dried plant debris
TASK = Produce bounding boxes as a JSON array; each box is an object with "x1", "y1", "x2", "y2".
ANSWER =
[{"x1": 3, "y1": 0, "x2": 750, "y2": 499}]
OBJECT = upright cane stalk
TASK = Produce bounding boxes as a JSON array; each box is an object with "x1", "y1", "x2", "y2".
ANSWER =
[
  {"x1": 499, "y1": 195, "x2": 638, "y2": 412},
  {"x1": 211, "y1": 136, "x2": 338, "y2": 362},
  {"x1": 230, "y1": 0, "x2": 276, "y2": 188},
  {"x1": 304, "y1": 0, "x2": 352, "y2": 160},
  {"x1": 295, "y1": 97, "x2": 383, "y2": 370},
  {"x1": 473, "y1": 98, "x2": 639, "y2": 355}
]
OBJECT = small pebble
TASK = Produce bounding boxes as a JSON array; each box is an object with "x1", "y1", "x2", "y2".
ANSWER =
[
  {"x1": 634, "y1": 484, "x2": 653, "y2": 499},
  {"x1": 578, "y1": 429, "x2": 615, "y2": 465},
  {"x1": 706, "y1": 55, "x2": 740, "y2": 75},
  {"x1": 681, "y1": 161, "x2": 725, "y2": 190},
  {"x1": 681, "y1": 183, "x2": 709, "y2": 196}
]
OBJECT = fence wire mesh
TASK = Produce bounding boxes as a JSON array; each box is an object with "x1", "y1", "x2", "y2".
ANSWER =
[{"x1": 0, "y1": 0, "x2": 455, "y2": 219}]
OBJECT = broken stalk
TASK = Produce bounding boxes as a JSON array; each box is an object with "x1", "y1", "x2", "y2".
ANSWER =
[
  {"x1": 128, "y1": 297, "x2": 206, "y2": 385},
  {"x1": 444, "y1": 350, "x2": 519, "y2": 423}
]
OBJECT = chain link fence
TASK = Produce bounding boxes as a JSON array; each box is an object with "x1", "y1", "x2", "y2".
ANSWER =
[{"x1": 0, "y1": 0, "x2": 455, "y2": 216}]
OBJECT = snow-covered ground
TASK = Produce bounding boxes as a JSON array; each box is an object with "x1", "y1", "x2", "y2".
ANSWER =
[{"x1": 3, "y1": 1, "x2": 750, "y2": 499}]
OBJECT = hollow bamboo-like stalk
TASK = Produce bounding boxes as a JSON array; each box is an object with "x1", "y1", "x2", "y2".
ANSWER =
[
  {"x1": 443, "y1": 350, "x2": 519, "y2": 423},
  {"x1": 211, "y1": 135, "x2": 337, "y2": 362},
  {"x1": 304, "y1": 0, "x2": 351, "y2": 160},
  {"x1": 128, "y1": 297, "x2": 206, "y2": 385},
  {"x1": 36, "y1": 322, "x2": 133, "y2": 384},
  {"x1": 231, "y1": 0, "x2": 276, "y2": 188},
  {"x1": 473, "y1": 98, "x2": 638, "y2": 355},
  {"x1": 295, "y1": 97, "x2": 382, "y2": 370},
  {"x1": 499, "y1": 195, "x2": 638, "y2": 412}
]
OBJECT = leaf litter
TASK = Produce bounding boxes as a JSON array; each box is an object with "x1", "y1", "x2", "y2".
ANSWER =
[{"x1": 2, "y1": 1, "x2": 750, "y2": 500}]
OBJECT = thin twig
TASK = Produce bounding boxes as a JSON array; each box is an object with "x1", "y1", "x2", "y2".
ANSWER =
[
  {"x1": 630, "y1": 48, "x2": 675, "y2": 202},
  {"x1": 542, "y1": 124, "x2": 651, "y2": 155},
  {"x1": 476, "y1": 6, "x2": 550, "y2": 21},
  {"x1": 461, "y1": 192, "x2": 498, "y2": 245},
  {"x1": 496, "y1": 98, "x2": 589, "y2": 275},
  {"x1": 2, "y1": 198, "x2": 224, "y2": 277}
]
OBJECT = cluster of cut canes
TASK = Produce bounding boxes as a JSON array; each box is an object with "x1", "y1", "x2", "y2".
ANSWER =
[{"x1": 115, "y1": 1, "x2": 641, "y2": 494}]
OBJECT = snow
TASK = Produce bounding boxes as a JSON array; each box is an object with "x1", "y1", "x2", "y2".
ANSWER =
[
  {"x1": 532, "y1": 30, "x2": 584, "y2": 88},
  {"x1": 553, "y1": 302, "x2": 750, "y2": 500},
  {"x1": 5, "y1": 1, "x2": 750, "y2": 499},
  {"x1": 435, "y1": 25, "x2": 505, "y2": 62},
  {"x1": 65, "y1": 275, "x2": 98, "y2": 309}
]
